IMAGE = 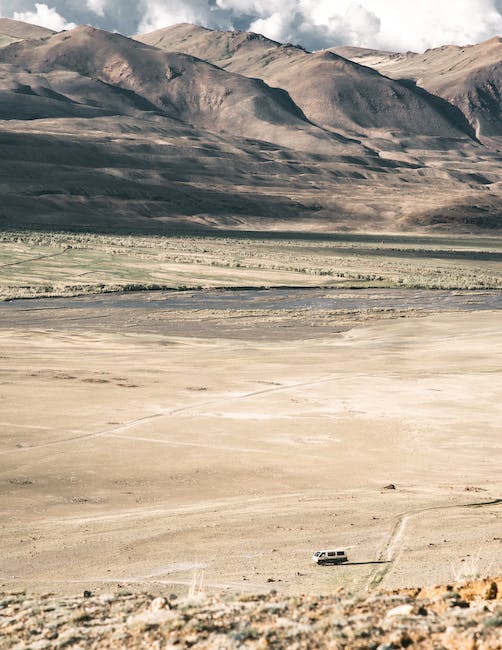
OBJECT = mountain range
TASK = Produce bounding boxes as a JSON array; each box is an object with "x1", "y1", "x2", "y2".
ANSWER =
[{"x1": 1, "y1": 17, "x2": 502, "y2": 233}]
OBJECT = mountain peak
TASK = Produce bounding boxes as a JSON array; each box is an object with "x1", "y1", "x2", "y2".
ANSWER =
[
  {"x1": 135, "y1": 22, "x2": 470, "y2": 138},
  {"x1": 136, "y1": 22, "x2": 286, "y2": 55},
  {"x1": 478, "y1": 35, "x2": 502, "y2": 48}
]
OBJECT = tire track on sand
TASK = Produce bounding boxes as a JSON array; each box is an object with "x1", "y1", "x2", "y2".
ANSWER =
[
  {"x1": 0, "y1": 412, "x2": 166, "y2": 456},
  {"x1": 1, "y1": 373, "x2": 338, "y2": 455},
  {"x1": 367, "y1": 498, "x2": 502, "y2": 591}
]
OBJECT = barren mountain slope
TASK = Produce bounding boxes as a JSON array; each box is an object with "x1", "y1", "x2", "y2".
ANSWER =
[
  {"x1": 0, "y1": 114, "x2": 397, "y2": 232},
  {"x1": 136, "y1": 23, "x2": 473, "y2": 138},
  {"x1": 0, "y1": 64, "x2": 152, "y2": 120},
  {"x1": 3, "y1": 113, "x2": 502, "y2": 233},
  {"x1": 0, "y1": 25, "x2": 357, "y2": 155},
  {"x1": 333, "y1": 38, "x2": 502, "y2": 140},
  {"x1": 0, "y1": 21, "x2": 501, "y2": 233},
  {"x1": 0, "y1": 60, "x2": 206, "y2": 121},
  {"x1": 0, "y1": 17, "x2": 54, "y2": 47}
]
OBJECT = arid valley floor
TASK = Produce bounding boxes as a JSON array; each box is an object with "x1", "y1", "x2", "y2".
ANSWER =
[
  {"x1": 1, "y1": 235, "x2": 501, "y2": 598},
  {"x1": 2, "y1": 16, "x2": 502, "y2": 649}
]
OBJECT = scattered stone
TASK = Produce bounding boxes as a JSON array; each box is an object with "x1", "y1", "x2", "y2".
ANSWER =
[
  {"x1": 485, "y1": 581, "x2": 498, "y2": 600},
  {"x1": 150, "y1": 597, "x2": 168, "y2": 611},
  {"x1": 8, "y1": 478, "x2": 33, "y2": 486},
  {"x1": 83, "y1": 590, "x2": 92, "y2": 599},
  {"x1": 99, "y1": 594, "x2": 115, "y2": 603},
  {"x1": 451, "y1": 599, "x2": 470, "y2": 609},
  {"x1": 54, "y1": 628, "x2": 81, "y2": 648},
  {"x1": 29, "y1": 640, "x2": 51, "y2": 650},
  {"x1": 383, "y1": 484, "x2": 396, "y2": 490},
  {"x1": 0, "y1": 576, "x2": 500, "y2": 649},
  {"x1": 127, "y1": 606, "x2": 174, "y2": 629},
  {"x1": 385, "y1": 604, "x2": 413, "y2": 618}
]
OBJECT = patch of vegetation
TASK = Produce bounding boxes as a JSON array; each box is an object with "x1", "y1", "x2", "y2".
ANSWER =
[{"x1": 0, "y1": 229, "x2": 501, "y2": 300}]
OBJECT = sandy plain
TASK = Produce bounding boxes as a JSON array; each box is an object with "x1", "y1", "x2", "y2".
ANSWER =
[{"x1": 1, "y1": 295, "x2": 501, "y2": 598}]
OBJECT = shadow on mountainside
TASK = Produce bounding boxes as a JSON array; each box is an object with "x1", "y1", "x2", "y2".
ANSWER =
[{"x1": 397, "y1": 78, "x2": 479, "y2": 141}]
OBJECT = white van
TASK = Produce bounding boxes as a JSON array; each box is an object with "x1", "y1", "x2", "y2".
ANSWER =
[{"x1": 312, "y1": 549, "x2": 348, "y2": 565}]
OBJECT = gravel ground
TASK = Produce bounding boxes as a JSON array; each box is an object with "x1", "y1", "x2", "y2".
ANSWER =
[{"x1": 1, "y1": 577, "x2": 501, "y2": 649}]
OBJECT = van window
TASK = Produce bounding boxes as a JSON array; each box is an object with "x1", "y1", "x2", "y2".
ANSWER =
[
  {"x1": 314, "y1": 552, "x2": 321, "y2": 557},
  {"x1": 337, "y1": 551, "x2": 345, "y2": 556},
  {"x1": 328, "y1": 552, "x2": 336, "y2": 557}
]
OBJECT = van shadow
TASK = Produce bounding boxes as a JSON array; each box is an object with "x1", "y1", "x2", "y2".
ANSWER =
[{"x1": 342, "y1": 561, "x2": 391, "y2": 567}]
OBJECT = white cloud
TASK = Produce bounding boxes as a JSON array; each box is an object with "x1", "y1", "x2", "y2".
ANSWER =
[
  {"x1": 249, "y1": 12, "x2": 285, "y2": 42},
  {"x1": 137, "y1": 0, "x2": 232, "y2": 34},
  {"x1": 249, "y1": 1, "x2": 382, "y2": 48},
  {"x1": 352, "y1": 0, "x2": 502, "y2": 51},
  {"x1": 13, "y1": 3, "x2": 77, "y2": 31},
  {"x1": 244, "y1": 0, "x2": 502, "y2": 51},
  {"x1": 4, "y1": 0, "x2": 502, "y2": 51},
  {"x1": 86, "y1": 0, "x2": 107, "y2": 17}
]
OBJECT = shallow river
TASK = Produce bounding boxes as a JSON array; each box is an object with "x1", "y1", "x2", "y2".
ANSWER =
[{"x1": 2, "y1": 288, "x2": 502, "y2": 315}]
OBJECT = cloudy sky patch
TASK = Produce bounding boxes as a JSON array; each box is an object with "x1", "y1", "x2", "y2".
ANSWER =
[{"x1": 1, "y1": 0, "x2": 502, "y2": 51}]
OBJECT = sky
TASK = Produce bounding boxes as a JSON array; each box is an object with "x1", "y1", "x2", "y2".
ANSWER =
[{"x1": 2, "y1": 0, "x2": 502, "y2": 52}]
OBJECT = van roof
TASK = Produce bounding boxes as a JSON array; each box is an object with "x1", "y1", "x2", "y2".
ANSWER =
[{"x1": 315, "y1": 549, "x2": 346, "y2": 553}]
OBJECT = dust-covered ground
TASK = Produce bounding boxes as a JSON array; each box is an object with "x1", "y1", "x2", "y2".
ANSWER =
[{"x1": 0, "y1": 295, "x2": 501, "y2": 598}]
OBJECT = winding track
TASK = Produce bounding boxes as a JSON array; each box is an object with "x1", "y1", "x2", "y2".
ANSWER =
[{"x1": 367, "y1": 498, "x2": 502, "y2": 591}]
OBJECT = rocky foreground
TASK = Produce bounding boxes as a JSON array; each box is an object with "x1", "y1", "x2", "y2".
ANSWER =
[{"x1": 1, "y1": 578, "x2": 501, "y2": 649}]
